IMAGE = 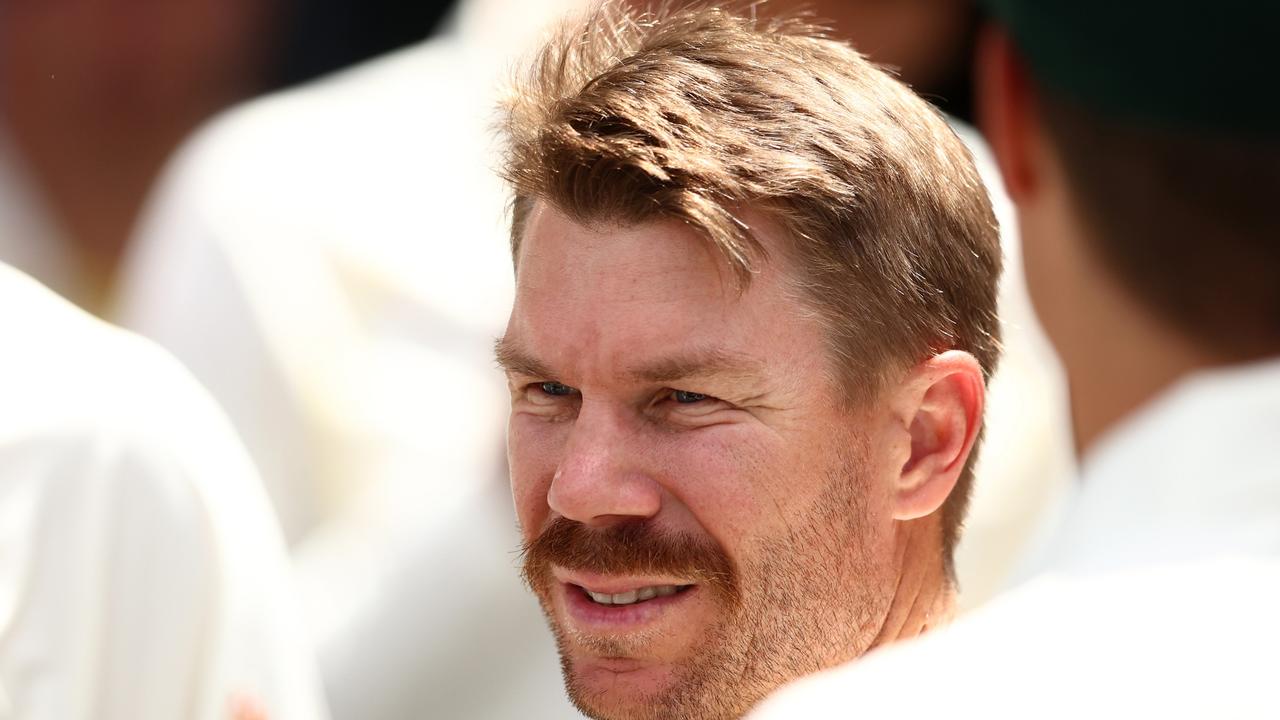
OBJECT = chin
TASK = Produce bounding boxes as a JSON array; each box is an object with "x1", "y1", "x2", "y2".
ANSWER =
[
  {"x1": 555, "y1": 639, "x2": 682, "y2": 717},
  {"x1": 559, "y1": 645, "x2": 762, "y2": 720},
  {"x1": 566, "y1": 667, "x2": 675, "y2": 720}
]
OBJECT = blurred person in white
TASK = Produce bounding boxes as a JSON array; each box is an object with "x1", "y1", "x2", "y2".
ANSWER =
[
  {"x1": 115, "y1": 0, "x2": 1066, "y2": 718},
  {"x1": 752, "y1": 1, "x2": 1280, "y2": 718},
  {"x1": 116, "y1": 0, "x2": 584, "y2": 717},
  {"x1": 0, "y1": 263, "x2": 327, "y2": 720}
]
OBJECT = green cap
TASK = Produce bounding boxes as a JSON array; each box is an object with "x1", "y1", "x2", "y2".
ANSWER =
[{"x1": 981, "y1": 0, "x2": 1280, "y2": 135}]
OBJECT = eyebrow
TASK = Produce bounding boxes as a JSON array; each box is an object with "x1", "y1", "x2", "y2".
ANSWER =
[
  {"x1": 627, "y1": 348, "x2": 764, "y2": 384},
  {"x1": 495, "y1": 336, "x2": 764, "y2": 385},
  {"x1": 494, "y1": 336, "x2": 555, "y2": 379}
]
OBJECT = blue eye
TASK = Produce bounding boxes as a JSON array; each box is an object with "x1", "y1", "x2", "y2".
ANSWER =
[
  {"x1": 673, "y1": 390, "x2": 708, "y2": 404},
  {"x1": 541, "y1": 381, "x2": 576, "y2": 396}
]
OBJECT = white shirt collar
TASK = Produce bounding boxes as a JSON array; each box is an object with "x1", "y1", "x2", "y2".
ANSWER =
[{"x1": 1027, "y1": 355, "x2": 1280, "y2": 577}]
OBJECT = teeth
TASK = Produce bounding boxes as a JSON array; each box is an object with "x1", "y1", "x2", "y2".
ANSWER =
[{"x1": 584, "y1": 584, "x2": 684, "y2": 606}]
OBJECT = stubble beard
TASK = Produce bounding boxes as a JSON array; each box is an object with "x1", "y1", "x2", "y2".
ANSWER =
[{"x1": 524, "y1": 442, "x2": 891, "y2": 720}]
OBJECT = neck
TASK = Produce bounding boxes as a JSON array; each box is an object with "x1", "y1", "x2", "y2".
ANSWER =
[
  {"x1": 1022, "y1": 164, "x2": 1228, "y2": 456},
  {"x1": 870, "y1": 518, "x2": 956, "y2": 648},
  {"x1": 1061, "y1": 265, "x2": 1223, "y2": 454}
]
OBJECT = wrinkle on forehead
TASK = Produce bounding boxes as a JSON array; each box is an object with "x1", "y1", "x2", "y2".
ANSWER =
[
  {"x1": 514, "y1": 202, "x2": 745, "y2": 300},
  {"x1": 497, "y1": 333, "x2": 765, "y2": 388},
  {"x1": 624, "y1": 347, "x2": 765, "y2": 384},
  {"x1": 505, "y1": 203, "x2": 816, "y2": 392}
]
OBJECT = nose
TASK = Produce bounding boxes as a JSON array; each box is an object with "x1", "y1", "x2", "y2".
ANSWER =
[{"x1": 547, "y1": 400, "x2": 662, "y2": 528}]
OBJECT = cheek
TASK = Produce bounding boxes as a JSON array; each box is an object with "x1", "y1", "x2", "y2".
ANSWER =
[
  {"x1": 507, "y1": 415, "x2": 568, "y2": 539},
  {"x1": 857, "y1": 432, "x2": 906, "y2": 552},
  {"x1": 651, "y1": 425, "x2": 794, "y2": 546},
  {"x1": 666, "y1": 420, "x2": 901, "y2": 566}
]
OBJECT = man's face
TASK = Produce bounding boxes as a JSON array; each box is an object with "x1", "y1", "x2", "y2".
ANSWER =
[{"x1": 501, "y1": 203, "x2": 902, "y2": 719}]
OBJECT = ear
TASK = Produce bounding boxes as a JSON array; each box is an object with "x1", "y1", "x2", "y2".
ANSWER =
[
  {"x1": 975, "y1": 24, "x2": 1039, "y2": 202},
  {"x1": 889, "y1": 350, "x2": 986, "y2": 521}
]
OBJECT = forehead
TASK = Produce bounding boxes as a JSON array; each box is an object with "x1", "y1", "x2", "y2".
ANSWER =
[
  {"x1": 506, "y1": 202, "x2": 820, "y2": 382},
  {"x1": 516, "y1": 203, "x2": 738, "y2": 304}
]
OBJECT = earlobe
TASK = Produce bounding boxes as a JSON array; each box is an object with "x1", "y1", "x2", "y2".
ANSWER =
[{"x1": 892, "y1": 351, "x2": 985, "y2": 521}]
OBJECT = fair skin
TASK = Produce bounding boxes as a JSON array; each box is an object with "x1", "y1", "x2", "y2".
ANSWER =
[
  {"x1": 228, "y1": 696, "x2": 267, "y2": 720},
  {"x1": 974, "y1": 28, "x2": 1219, "y2": 453},
  {"x1": 499, "y1": 201, "x2": 984, "y2": 719}
]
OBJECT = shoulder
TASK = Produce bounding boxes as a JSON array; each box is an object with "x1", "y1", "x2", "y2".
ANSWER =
[
  {"x1": 149, "y1": 37, "x2": 481, "y2": 222},
  {"x1": 752, "y1": 561, "x2": 1280, "y2": 718},
  {"x1": 0, "y1": 264, "x2": 263, "y2": 518},
  {"x1": 0, "y1": 265, "x2": 324, "y2": 718},
  {"x1": 1, "y1": 265, "x2": 226, "y2": 442},
  {"x1": 125, "y1": 34, "x2": 514, "y2": 339}
]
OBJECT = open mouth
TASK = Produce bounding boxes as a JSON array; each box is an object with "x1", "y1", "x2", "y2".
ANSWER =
[
  {"x1": 556, "y1": 574, "x2": 706, "y2": 636},
  {"x1": 578, "y1": 584, "x2": 694, "y2": 606}
]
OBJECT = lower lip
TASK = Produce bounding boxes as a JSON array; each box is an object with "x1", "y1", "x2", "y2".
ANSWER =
[{"x1": 561, "y1": 583, "x2": 697, "y2": 630}]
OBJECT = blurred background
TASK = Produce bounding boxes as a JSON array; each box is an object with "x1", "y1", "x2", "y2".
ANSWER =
[
  {"x1": 0, "y1": 0, "x2": 983, "y2": 316},
  {"x1": 0, "y1": 1, "x2": 1073, "y2": 718},
  {"x1": 0, "y1": 0, "x2": 455, "y2": 312}
]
